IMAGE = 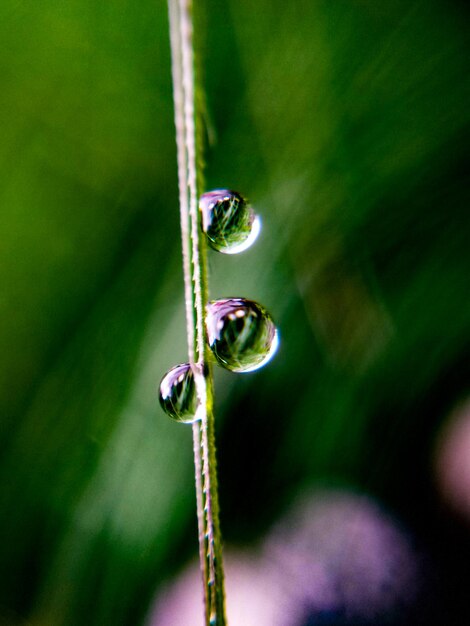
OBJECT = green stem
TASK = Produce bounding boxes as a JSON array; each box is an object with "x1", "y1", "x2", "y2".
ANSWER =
[{"x1": 167, "y1": 1, "x2": 227, "y2": 623}]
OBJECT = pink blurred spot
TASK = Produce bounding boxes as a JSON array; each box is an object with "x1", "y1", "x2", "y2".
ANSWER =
[
  {"x1": 265, "y1": 490, "x2": 421, "y2": 624},
  {"x1": 435, "y1": 397, "x2": 470, "y2": 520},
  {"x1": 147, "y1": 490, "x2": 421, "y2": 625},
  {"x1": 148, "y1": 551, "x2": 283, "y2": 626}
]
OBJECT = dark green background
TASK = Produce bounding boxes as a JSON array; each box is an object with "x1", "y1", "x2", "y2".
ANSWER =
[{"x1": 0, "y1": 1, "x2": 469, "y2": 624}]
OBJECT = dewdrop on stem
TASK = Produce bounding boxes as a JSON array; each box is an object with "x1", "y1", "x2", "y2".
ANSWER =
[
  {"x1": 206, "y1": 298, "x2": 279, "y2": 373},
  {"x1": 199, "y1": 190, "x2": 261, "y2": 254}
]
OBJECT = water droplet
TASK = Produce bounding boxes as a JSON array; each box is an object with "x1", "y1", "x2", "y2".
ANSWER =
[
  {"x1": 199, "y1": 189, "x2": 261, "y2": 254},
  {"x1": 206, "y1": 298, "x2": 279, "y2": 373},
  {"x1": 159, "y1": 363, "x2": 199, "y2": 423}
]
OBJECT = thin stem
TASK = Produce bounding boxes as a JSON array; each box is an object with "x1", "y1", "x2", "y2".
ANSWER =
[{"x1": 167, "y1": 1, "x2": 227, "y2": 624}]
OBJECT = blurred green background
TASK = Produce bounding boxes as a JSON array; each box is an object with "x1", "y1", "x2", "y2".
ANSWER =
[{"x1": 0, "y1": 0, "x2": 469, "y2": 624}]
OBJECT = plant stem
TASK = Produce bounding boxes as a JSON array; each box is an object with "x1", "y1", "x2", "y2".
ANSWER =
[{"x1": 167, "y1": 1, "x2": 227, "y2": 623}]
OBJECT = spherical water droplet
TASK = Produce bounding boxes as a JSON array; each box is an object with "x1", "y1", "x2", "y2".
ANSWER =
[
  {"x1": 199, "y1": 189, "x2": 261, "y2": 254},
  {"x1": 159, "y1": 363, "x2": 199, "y2": 423},
  {"x1": 206, "y1": 298, "x2": 279, "y2": 373}
]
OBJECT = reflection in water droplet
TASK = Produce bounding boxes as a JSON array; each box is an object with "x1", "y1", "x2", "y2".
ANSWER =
[
  {"x1": 199, "y1": 189, "x2": 261, "y2": 254},
  {"x1": 206, "y1": 298, "x2": 279, "y2": 373},
  {"x1": 159, "y1": 363, "x2": 199, "y2": 423}
]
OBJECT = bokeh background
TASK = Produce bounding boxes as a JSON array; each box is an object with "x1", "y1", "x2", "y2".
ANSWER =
[{"x1": 1, "y1": 0, "x2": 469, "y2": 624}]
